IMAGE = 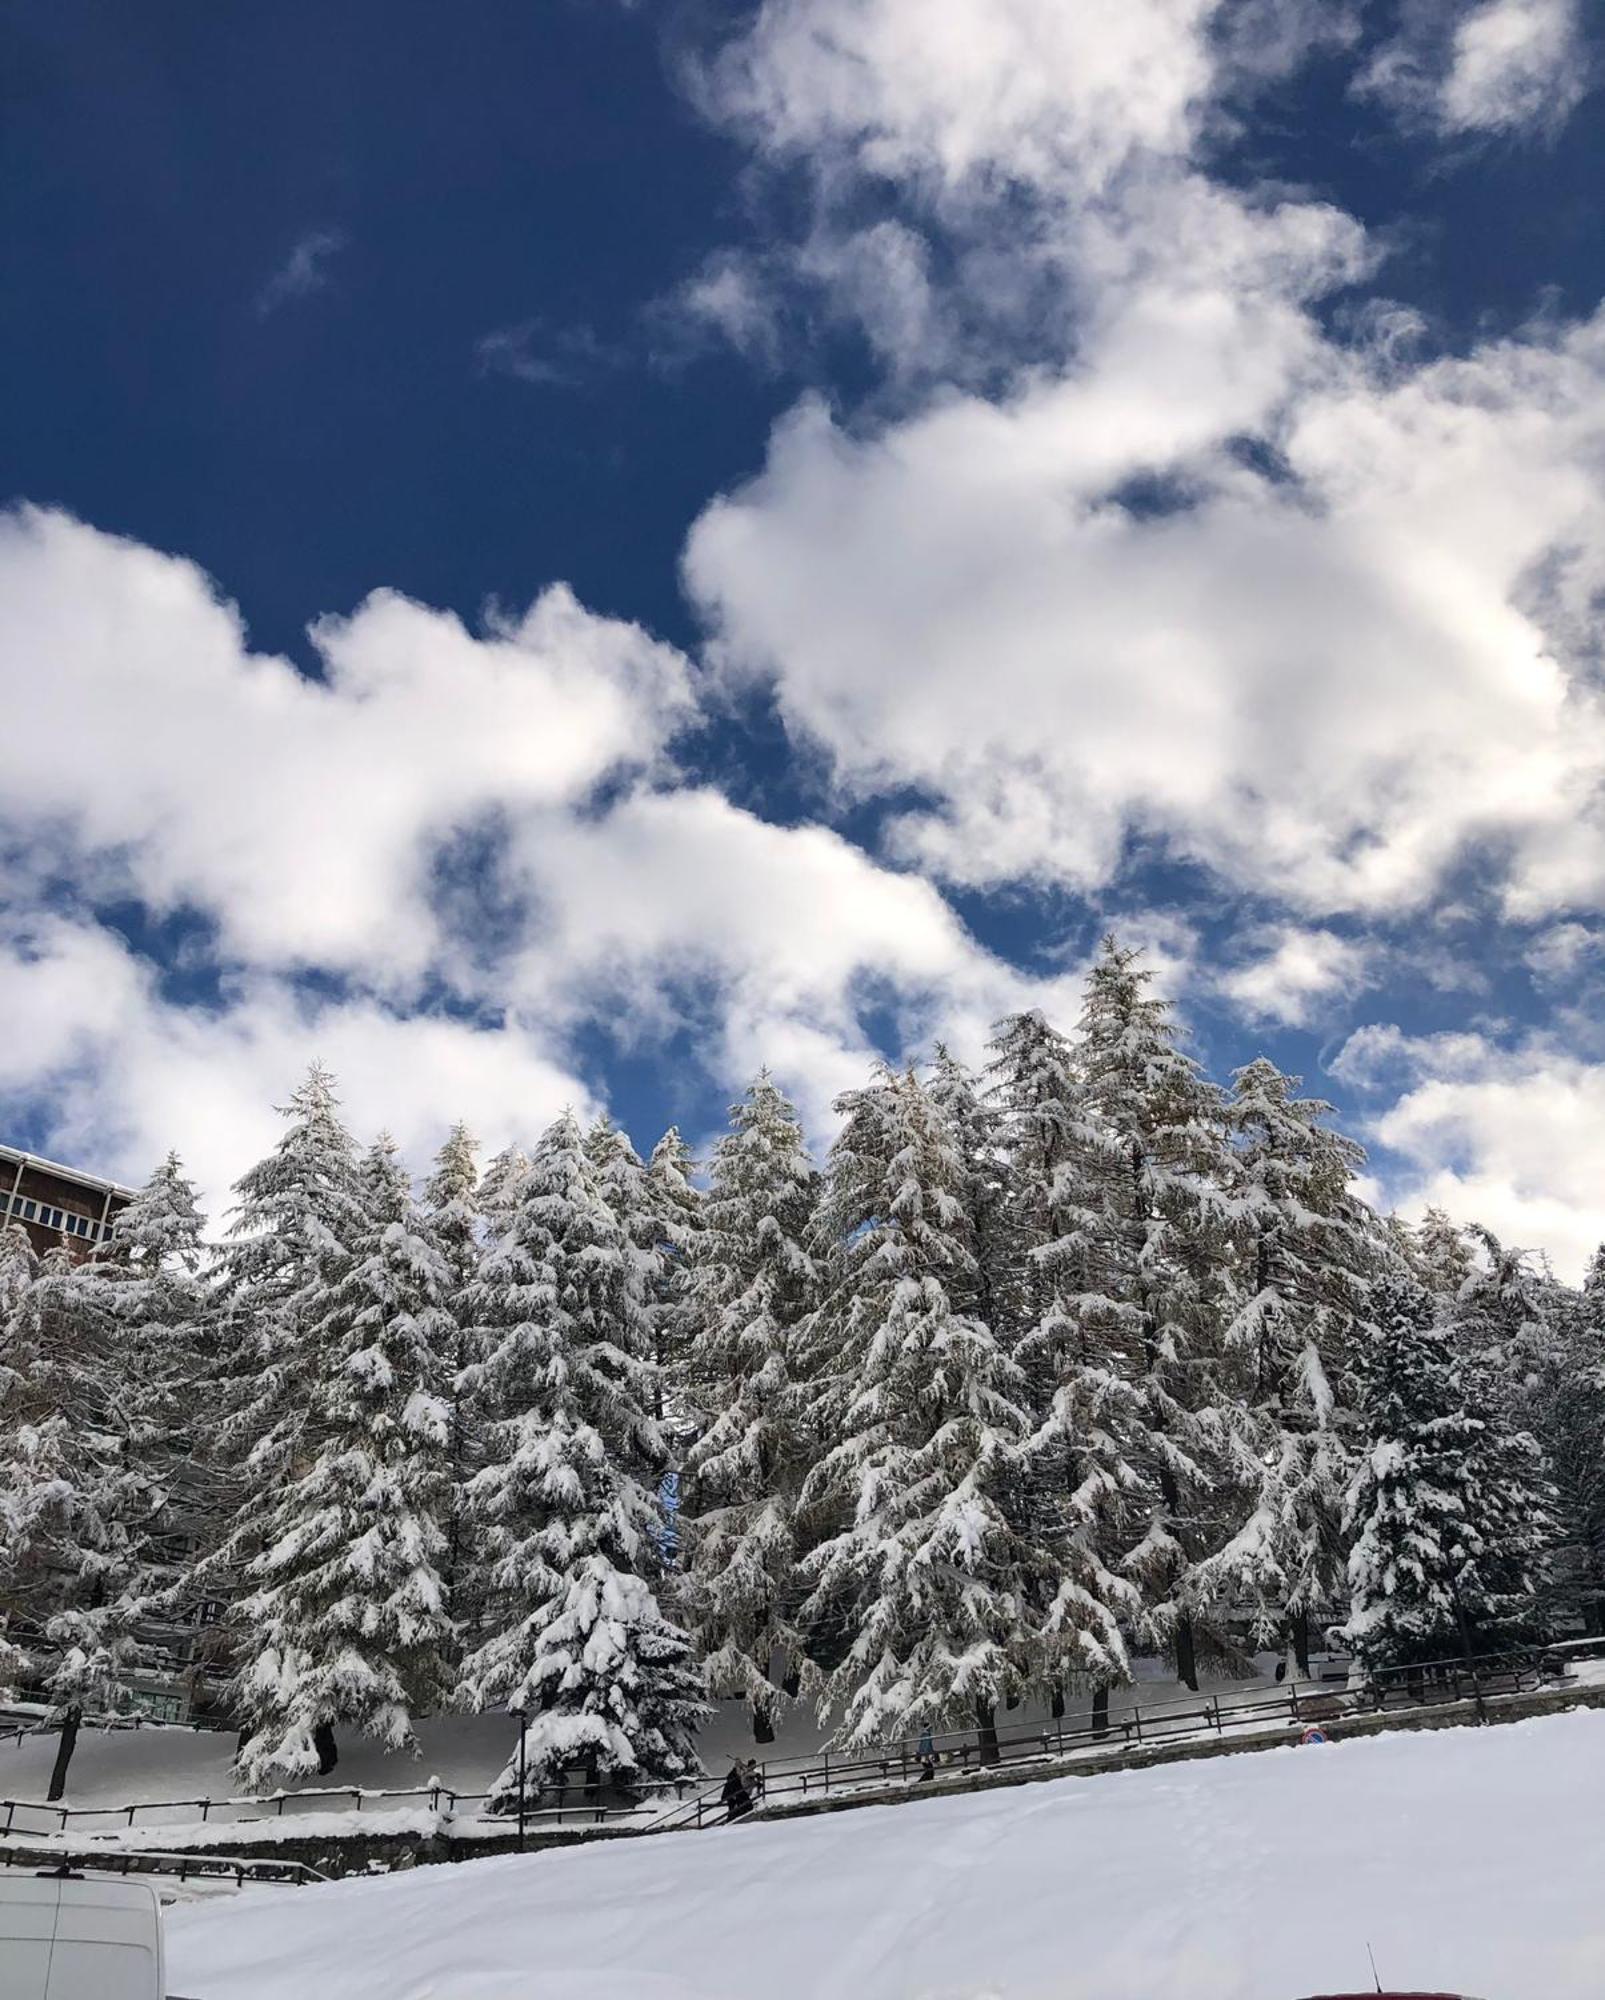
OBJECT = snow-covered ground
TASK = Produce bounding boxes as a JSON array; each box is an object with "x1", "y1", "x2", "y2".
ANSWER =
[{"x1": 165, "y1": 1707, "x2": 1604, "y2": 2000}]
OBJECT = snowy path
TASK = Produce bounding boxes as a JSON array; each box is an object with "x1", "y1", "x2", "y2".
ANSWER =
[{"x1": 167, "y1": 1706, "x2": 1605, "y2": 2000}]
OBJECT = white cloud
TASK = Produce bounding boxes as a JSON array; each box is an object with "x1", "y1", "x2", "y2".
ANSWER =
[
  {"x1": 497, "y1": 785, "x2": 1086, "y2": 1135},
  {"x1": 1443, "y1": 0, "x2": 1587, "y2": 132},
  {"x1": 1333, "y1": 1024, "x2": 1605, "y2": 1281},
  {"x1": 0, "y1": 507, "x2": 694, "y2": 982},
  {"x1": 1358, "y1": 0, "x2": 1589, "y2": 138},
  {"x1": 688, "y1": 307, "x2": 1605, "y2": 916},
  {"x1": 1523, "y1": 920, "x2": 1605, "y2": 986},
  {"x1": 0, "y1": 912, "x2": 596, "y2": 1232},
  {"x1": 256, "y1": 227, "x2": 347, "y2": 316},
  {"x1": 475, "y1": 320, "x2": 620, "y2": 387},
  {"x1": 1217, "y1": 927, "x2": 1372, "y2": 1026},
  {"x1": 684, "y1": 0, "x2": 1605, "y2": 924},
  {"x1": 0, "y1": 508, "x2": 1082, "y2": 1191},
  {"x1": 662, "y1": 253, "x2": 788, "y2": 369},
  {"x1": 707, "y1": 0, "x2": 1218, "y2": 197}
]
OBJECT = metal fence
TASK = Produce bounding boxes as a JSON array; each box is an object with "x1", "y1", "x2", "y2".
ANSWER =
[
  {"x1": 649, "y1": 1636, "x2": 1605, "y2": 1832},
  {"x1": 0, "y1": 1771, "x2": 703, "y2": 1841},
  {"x1": 0, "y1": 1840, "x2": 328, "y2": 1889},
  {"x1": 3, "y1": 1636, "x2": 1598, "y2": 1848}
]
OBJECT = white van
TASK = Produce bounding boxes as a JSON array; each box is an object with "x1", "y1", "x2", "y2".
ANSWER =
[{"x1": 0, "y1": 1870, "x2": 185, "y2": 2000}]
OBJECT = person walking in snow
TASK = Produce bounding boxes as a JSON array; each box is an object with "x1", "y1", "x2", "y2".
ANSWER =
[
  {"x1": 721, "y1": 1762, "x2": 753, "y2": 1823},
  {"x1": 917, "y1": 1727, "x2": 936, "y2": 1782},
  {"x1": 742, "y1": 1757, "x2": 764, "y2": 1803}
]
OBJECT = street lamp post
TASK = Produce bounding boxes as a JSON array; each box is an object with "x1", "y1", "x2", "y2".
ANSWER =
[{"x1": 510, "y1": 1702, "x2": 529, "y2": 1853}]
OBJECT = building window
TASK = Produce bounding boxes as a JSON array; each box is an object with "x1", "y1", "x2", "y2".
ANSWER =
[{"x1": 131, "y1": 1691, "x2": 184, "y2": 1724}]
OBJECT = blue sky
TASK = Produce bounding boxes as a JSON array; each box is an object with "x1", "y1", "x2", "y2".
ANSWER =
[{"x1": 2, "y1": 0, "x2": 1603, "y2": 1272}]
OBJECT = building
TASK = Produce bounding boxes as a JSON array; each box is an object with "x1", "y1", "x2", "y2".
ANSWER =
[{"x1": 0, "y1": 1143, "x2": 135, "y2": 1261}]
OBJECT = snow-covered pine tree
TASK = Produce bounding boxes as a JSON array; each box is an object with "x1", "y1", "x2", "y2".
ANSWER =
[
  {"x1": 1343, "y1": 1273, "x2": 1551, "y2": 1674},
  {"x1": 425, "y1": 1123, "x2": 481, "y2": 1308},
  {"x1": 800, "y1": 1066, "x2": 1045, "y2": 1757},
  {"x1": 92, "y1": 1154, "x2": 212, "y2": 1709},
  {"x1": 926, "y1": 1044, "x2": 1010, "y2": 1335},
  {"x1": 0, "y1": 1219, "x2": 35, "y2": 1317},
  {"x1": 791, "y1": 1066, "x2": 903, "y2": 1506},
  {"x1": 1071, "y1": 936, "x2": 1238, "y2": 1691},
  {"x1": 677, "y1": 1072, "x2": 819, "y2": 1742},
  {"x1": 1527, "y1": 1267, "x2": 1605, "y2": 1635},
  {"x1": 0, "y1": 1236, "x2": 166, "y2": 1797},
  {"x1": 984, "y1": 1010, "x2": 1092, "y2": 1351},
  {"x1": 459, "y1": 1111, "x2": 704, "y2": 1805},
  {"x1": 207, "y1": 1064, "x2": 366, "y2": 1758},
  {"x1": 1198, "y1": 1061, "x2": 1374, "y2": 1673},
  {"x1": 1412, "y1": 1206, "x2": 1474, "y2": 1306},
  {"x1": 585, "y1": 1115, "x2": 663, "y2": 1308},
  {"x1": 1448, "y1": 1228, "x2": 1590, "y2": 1637},
  {"x1": 0, "y1": 1220, "x2": 39, "y2": 1694},
  {"x1": 232, "y1": 1136, "x2": 456, "y2": 1787},
  {"x1": 1453, "y1": 1226, "x2": 1563, "y2": 1395},
  {"x1": 422, "y1": 1123, "x2": 481, "y2": 1649},
  {"x1": 645, "y1": 1127, "x2": 703, "y2": 1449},
  {"x1": 476, "y1": 1141, "x2": 531, "y2": 1247},
  {"x1": 984, "y1": 1009, "x2": 1140, "y2": 1724}
]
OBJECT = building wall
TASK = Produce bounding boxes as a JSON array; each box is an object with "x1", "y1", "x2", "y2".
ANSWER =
[{"x1": 0, "y1": 1149, "x2": 132, "y2": 1261}]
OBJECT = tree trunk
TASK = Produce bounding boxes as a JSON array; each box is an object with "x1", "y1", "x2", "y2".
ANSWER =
[
  {"x1": 1049, "y1": 1685, "x2": 1065, "y2": 1721},
  {"x1": 1091, "y1": 1684, "x2": 1110, "y2": 1737},
  {"x1": 974, "y1": 1701, "x2": 1000, "y2": 1766},
  {"x1": 47, "y1": 1706, "x2": 82, "y2": 1802},
  {"x1": 312, "y1": 1721, "x2": 339, "y2": 1775},
  {"x1": 1174, "y1": 1611, "x2": 1199, "y2": 1693},
  {"x1": 752, "y1": 1698, "x2": 775, "y2": 1745},
  {"x1": 1290, "y1": 1607, "x2": 1311, "y2": 1678}
]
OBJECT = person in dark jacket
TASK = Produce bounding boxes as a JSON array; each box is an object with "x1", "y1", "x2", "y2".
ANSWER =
[
  {"x1": 917, "y1": 1727, "x2": 936, "y2": 1782},
  {"x1": 720, "y1": 1763, "x2": 753, "y2": 1822}
]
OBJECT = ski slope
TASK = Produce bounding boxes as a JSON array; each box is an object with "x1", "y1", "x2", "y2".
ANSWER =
[{"x1": 167, "y1": 1706, "x2": 1604, "y2": 2000}]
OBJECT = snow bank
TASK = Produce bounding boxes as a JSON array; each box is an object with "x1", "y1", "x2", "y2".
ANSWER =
[{"x1": 168, "y1": 1706, "x2": 1605, "y2": 1999}]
